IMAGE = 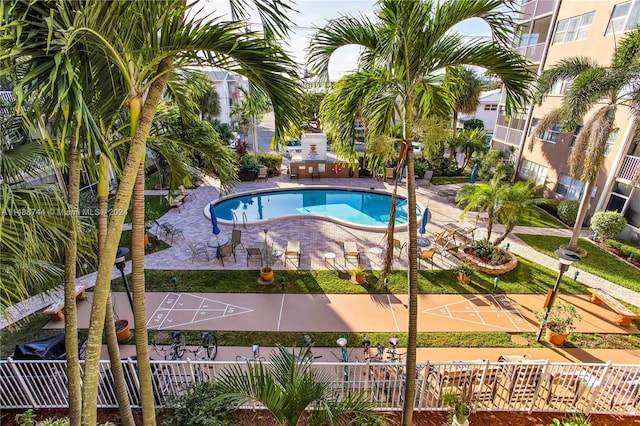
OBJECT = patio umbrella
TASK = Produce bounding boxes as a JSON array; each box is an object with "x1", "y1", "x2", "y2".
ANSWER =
[
  {"x1": 209, "y1": 203, "x2": 220, "y2": 238},
  {"x1": 470, "y1": 164, "x2": 478, "y2": 184},
  {"x1": 419, "y1": 207, "x2": 430, "y2": 235}
]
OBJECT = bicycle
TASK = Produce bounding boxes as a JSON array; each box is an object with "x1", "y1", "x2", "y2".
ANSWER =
[
  {"x1": 190, "y1": 331, "x2": 218, "y2": 361},
  {"x1": 302, "y1": 334, "x2": 323, "y2": 361},
  {"x1": 152, "y1": 331, "x2": 187, "y2": 360},
  {"x1": 360, "y1": 335, "x2": 385, "y2": 362},
  {"x1": 236, "y1": 343, "x2": 266, "y2": 362},
  {"x1": 386, "y1": 337, "x2": 405, "y2": 362}
]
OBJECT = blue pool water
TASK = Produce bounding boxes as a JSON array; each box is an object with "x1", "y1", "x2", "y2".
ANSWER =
[{"x1": 212, "y1": 188, "x2": 408, "y2": 228}]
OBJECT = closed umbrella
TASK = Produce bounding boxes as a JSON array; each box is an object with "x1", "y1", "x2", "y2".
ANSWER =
[
  {"x1": 419, "y1": 207, "x2": 430, "y2": 235},
  {"x1": 209, "y1": 203, "x2": 220, "y2": 237},
  {"x1": 470, "y1": 164, "x2": 478, "y2": 184}
]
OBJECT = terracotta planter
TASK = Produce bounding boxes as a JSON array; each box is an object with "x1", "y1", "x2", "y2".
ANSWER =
[
  {"x1": 115, "y1": 320, "x2": 131, "y2": 343},
  {"x1": 353, "y1": 273, "x2": 366, "y2": 284},
  {"x1": 260, "y1": 267, "x2": 274, "y2": 282},
  {"x1": 457, "y1": 274, "x2": 471, "y2": 284},
  {"x1": 144, "y1": 233, "x2": 149, "y2": 247},
  {"x1": 545, "y1": 328, "x2": 568, "y2": 346}
]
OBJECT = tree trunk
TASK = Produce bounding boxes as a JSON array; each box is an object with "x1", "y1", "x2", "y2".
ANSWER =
[
  {"x1": 132, "y1": 161, "x2": 157, "y2": 426},
  {"x1": 492, "y1": 225, "x2": 514, "y2": 247},
  {"x1": 567, "y1": 180, "x2": 594, "y2": 251},
  {"x1": 486, "y1": 206, "x2": 494, "y2": 241},
  {"x1": 65, "y1": 139, "x2": 82, "y2": 426},
  {"x1": 97, "y1": 158, "x2": 136, "y2": 426},
  {"x1": 81, "y1": 57, "x2": 173, "y2": 426},
  {"x1": 377, "y1": 178, "x2": 399, "y2": 289}
]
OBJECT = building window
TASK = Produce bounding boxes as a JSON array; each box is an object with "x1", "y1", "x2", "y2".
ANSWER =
[
  {"x1": 606, "y1": 1, "x2": 640, "y2": 35},
  {"x1": 541, "y1": 124, "x2": 560, "y2": 143},
  {"x1": 604, "y1": 129, "x2": 619, "y2": 157},
  {"x1": 519, "y1": 159, "x2": 547, "y2": 186},
  {"x1": 484, "y1": 104, "x2": 498, "y2": 111},
  {"x1": 554, "y1": 12, "x2": 594, "y2": 44},
  {"x1": 549, "y1": 79, "x2": 572, "y2": 95},
  {"x1": 555, "y1": 174, "x2": 597, "y2": 200},
  {"x1": 569, "y1": 125, "x2": 583, "y2": 147}
]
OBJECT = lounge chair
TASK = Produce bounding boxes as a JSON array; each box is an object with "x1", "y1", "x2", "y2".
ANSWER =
[
  {"x1": 246, "y1": 247, "x2": 263, "y2": 267},
  {"x1": 285, "y1": 241, "x2": 301, "y2": 268},
  {"x1": 166, "y1": 194, "x2": 185, "y2": 210},
  {"x1": 343, "y1": 241, "x2": 361, "y2": 265},
  {"x1": 257, "y1": 167, "x2": 268, "y2": 181},
  {"x1": 179, "y1": 185, "x2": 196, "y2": 201},
  {"x1": 218, "y1": 243, "x2": 236, "y2": 266},
  {"x1": 188, "y1": 241, "x2": 210, "y2": 263},
  {"x1": 418, "y1": 248, "x2": 435, "y2": 269}
]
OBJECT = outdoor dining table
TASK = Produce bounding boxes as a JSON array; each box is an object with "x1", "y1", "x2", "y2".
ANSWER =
[{"x1": 207, "y1": 236, "x2": 230, "y2": 258}]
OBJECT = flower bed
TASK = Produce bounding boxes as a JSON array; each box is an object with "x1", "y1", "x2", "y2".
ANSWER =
[{"x1": 457, "y1": 247, "x2": 518, "y2": 276}]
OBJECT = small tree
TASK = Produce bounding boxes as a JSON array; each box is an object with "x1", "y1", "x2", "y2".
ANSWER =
[
  {"x1": 557, "y1": 200, "x2": 581, "y2": 226},
  {"x1": 590, "y1": 211, "x2": 627, "y2": 242}
]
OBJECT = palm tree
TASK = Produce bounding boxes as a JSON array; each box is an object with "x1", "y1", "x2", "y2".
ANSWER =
[
  {"x1": 456, "y1": 173, "x2": 505, "y2": 241},
  {"x1": 213, "y1": 346, "x2": 385, "y2": 426},
  {"x1": 231, "y1": 86, "x2": 271, "y2": 152},
  {"x1": 4, "y1": 1, "x2": 302, "y2": 424},
  {"x1": 308, "y1": 2, "x2": 532, "y2": 422},
  {"x1": 445, "y1": 66, "x2": 483, "y2": 139},
  {"x1": 492, "y1": 180, "x2": 543, "y2": 245},
  {"x1": 533, "y1": 27, "x2": 640, "y2": 251}
]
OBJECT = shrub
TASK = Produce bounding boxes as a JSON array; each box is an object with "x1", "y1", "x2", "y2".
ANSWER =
[
  {"x1": 590, "y1": 211, "x2": 627, "y2": 241},
  {"x1": 557, "y1": 199, "x2": 581, "y2": 226},
  {"x1": 463, "y1": 118, "x2": 484, "y2": 130},
  {"x1": 489, "y1": 249, "x2": 512, "y2": 266},
  {"x1": 606, "y1": 239, "x2": 640, "y2": 258},
  {"x1": 470, "y1": 239, "x2": 494, "y2": 259},
  {"x1": 162, "y1": 381, "x2": 233, "y2": 426}
]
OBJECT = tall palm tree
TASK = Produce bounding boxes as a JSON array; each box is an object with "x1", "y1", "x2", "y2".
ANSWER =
[
  {"x1": 533, "y1": 27, "x2": 640, "y2": 251},
  {"x1": 4, "y1": 1, "x2": 302, "y2": 425},
  {"x1": 445, "y1": 66, "x2": 483, "y2": 139},
  {"x1": 231, "y1": 86, "x2": 271, "y2": 152},
  {"x1": 308, "y1": 2, "x2": 532, "y2": 422},
  {"x1": 213, "y1": 346, "x2": 385, "y2": 426}
]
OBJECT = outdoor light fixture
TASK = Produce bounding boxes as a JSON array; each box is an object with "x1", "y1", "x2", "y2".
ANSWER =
[
  {"x1": 280, "y1": 276, "x2": 285, "y2": 291},
  {"x1": 336, "y1": 335, "x2": 347, "y2": 347},
  {"x1": 535, "y1": 248, "x2": 581, "y2": 342},
  {"x1": 115, "y1": 247, "x2": 134, "y2": 312},
  {"x1": 493, "y1": 277, "x2": 499, "y2": 292}
]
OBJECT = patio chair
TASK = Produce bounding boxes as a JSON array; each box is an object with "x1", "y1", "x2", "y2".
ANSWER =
[
  {"x1": 218, "y1": 243, "x2": 236, "y2": 267},
  {"x1": 497, "y1": 356, "x2": 547, "y2": 404},
  {"x1": 384, "y1": 167, "x2": 394, "y2": 182},
  {"x1": 285, "y1": 240, "x2": 301, "y2": 268},
  {"x1": 246, "y1": 247, "x2": 263, "y2": 267},
  {"x1": 257, "y1": 167, "x2": 268, "y2": 181},
  {"x1": 598, "y1": 368, "x2": 640, "y2": 409},
  {"x1": 343, "y1": 241, "x2": 361, "y2": 265},
  {"x1": 230, "y1": 229, "x2": 245, "y2": 253},
  {"x1": 289, "y1": 166, "x2": 299, "y2": 180},
  {"x1": 187, "y1": 241, "x2": 210, "y2": 263},
  {"x1": 311, "y1": 167, "x2": 320, "y2": 180},
  {"x1": 161, "y1": 223, "x2": 184, "y2": 244},
  {"x1": 418, "y1": 248, "x2": 435, "y2": 270},
  {"x1": 423, "y1": 170, "x2": 434, "y2": 186},
  {"x1": 179, "y1": 185, "x2": 196, "y2": 201},
  {"x1": 393, "y1": 239, "x2": 406, "y2": 259},
  {"x1": 166, "y1": 194, "x2": 185, "y2": 211}
]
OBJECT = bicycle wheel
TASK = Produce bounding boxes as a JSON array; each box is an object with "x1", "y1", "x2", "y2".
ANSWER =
[
  {"x1": 205, "y1": 334, "x2": 218, "y2": 360},
  {"x1": 165, "y1": 345, "x2": 177, "y2": 360}
]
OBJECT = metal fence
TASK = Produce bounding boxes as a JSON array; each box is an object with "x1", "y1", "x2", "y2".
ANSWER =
[{"x1": 1, "y1": 358, "x2": 639, "y2": 414}]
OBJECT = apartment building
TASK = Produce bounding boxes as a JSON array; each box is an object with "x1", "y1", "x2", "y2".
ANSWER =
[
  {"x1": 492, "y1": 0, "x2": 640, "y2": 242},
  {"x1": 206, "y1": 70, "x2": 244, "y2": 126}
]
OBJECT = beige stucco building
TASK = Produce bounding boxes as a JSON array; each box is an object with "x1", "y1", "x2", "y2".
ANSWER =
[{"x1": 493, "y1": 0, "x2": 640, "y2": 243}]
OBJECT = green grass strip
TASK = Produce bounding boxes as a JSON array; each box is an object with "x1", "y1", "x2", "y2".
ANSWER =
[
  {"x1": 516, "y1": 234, "x2": 640, "y2": 294},
  {"x1": 513, "y1": 205, "x2": 566, "y2": 229}
]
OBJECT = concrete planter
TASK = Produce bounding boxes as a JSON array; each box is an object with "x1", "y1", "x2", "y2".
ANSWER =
[{"x1": 457, "y1": 248, "x2": 518, "y2": 276}]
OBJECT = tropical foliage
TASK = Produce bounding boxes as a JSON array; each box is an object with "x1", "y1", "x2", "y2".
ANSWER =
[
  {"x1": 590, "y1": 211, "x2": 627, "y2": 241},
  {"x1": 212, "y1": 345, "x2": 384, "y2": 426},
  {"x1": 533, "y1": 26, "x2": 640, "y2": 250},
  {"x1": 309, "y1": 2, "x2": 533, "y2": 423}
]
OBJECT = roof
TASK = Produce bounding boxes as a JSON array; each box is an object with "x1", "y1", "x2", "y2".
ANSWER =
[
  {"x1": 477, "y1": 89, "x2": 501, "y2": 104},
  {"x1": 207, "y1": 70, "x2": 236, "y2": 82}
]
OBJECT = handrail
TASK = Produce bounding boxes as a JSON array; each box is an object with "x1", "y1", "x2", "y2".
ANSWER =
[
  {"x1": 232, "y1": 212, "x2": 238, "y2": 228},
  {"x1": 242, "y1": 212, "x2": 247, "y2": 229},
  {"x1": 1, "y1": 358, "x2": 639, "y2": 414}
]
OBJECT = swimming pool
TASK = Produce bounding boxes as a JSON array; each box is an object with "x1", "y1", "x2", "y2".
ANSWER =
[{"x1": 206, "y1": 187, "x2": 409, "y2": 229}]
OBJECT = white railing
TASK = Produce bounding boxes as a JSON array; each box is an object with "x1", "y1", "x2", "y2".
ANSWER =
[
  {"x1": 618, "y1": 155, "x2": 640, "y2": 182},
  {"x1": 493, "y1": 125, "x2": 524, "y2": 147},
  {"x1": 1, "y1": 359, "x2": 639, "y2": 415}
]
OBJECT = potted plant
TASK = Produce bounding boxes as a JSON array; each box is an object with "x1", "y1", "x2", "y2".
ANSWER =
[
  {"x1": 115, "y1": 319, "x2": 131, "y2": 343},
  {"x1": 259, "y1": 230, "x2": 279, "y2": 283},
  {"x1": 453, "y1": 262, "x2": 475, "y2": 284},
  {"x1": 534, "y1": 301, "x2": 582, "y2": 346},
  {"x1": 440, "y1": 392, "x2": 472, "y2": 425},
  {"x1": 349, "y1": 265, "x2": 366, "y2": 284}
]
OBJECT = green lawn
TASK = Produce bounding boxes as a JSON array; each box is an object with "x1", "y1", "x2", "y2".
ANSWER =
[
  {"x1": 431, "y1": 176, "x2": 471, "y2": 185},
  {"x1": 513, "y1": 205, "x2": 566, "y2": 229},
  {"x1": 110, "y1": 256, "x2": 588, "y2": 296},
  {"x1": 516, "y1": 234, "x2": 640, "y2": 294}
]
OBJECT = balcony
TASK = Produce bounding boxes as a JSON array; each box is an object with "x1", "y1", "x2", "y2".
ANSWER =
[
  {"x1": 618, "y1": 155, "x2": 640, "y2": 183},
  {"x1": 493, "y1": 125, "x2": 524, "y2": 147},
  {"x1": 519, "y1": 0, "x2": 556, "y2": 21},
  {"x1": 516, "y1": 42, "x2": 545, "y2": 63}
]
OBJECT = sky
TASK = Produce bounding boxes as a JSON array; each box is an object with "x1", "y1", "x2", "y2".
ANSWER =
[{"x1": 199, "y1": 0, "x2": 493, "y2": 80}]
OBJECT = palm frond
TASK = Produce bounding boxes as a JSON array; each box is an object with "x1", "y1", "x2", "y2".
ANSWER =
[
  {"x1": 530, "y1": 108, "x2": 561, "y2": 150},
  {"x1": 535, "y1": 56, "x2": 600, "y2": 103}
]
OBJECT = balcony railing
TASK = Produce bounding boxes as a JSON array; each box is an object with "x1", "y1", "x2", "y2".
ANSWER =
[
  {"x1": 516, "y1": 42, "x2": 545, "y2": 63},
  {"x1": 618, "y1": 155, "x2": 640, "y2": 182},
  {"x1": 520, "y1": 0, "x2": 556, "y2": 20},
  {"x1": 1, "y1": 358, "x2": 639, "y2": 415},
  {"x1": 493, "y1": 125, "x2": 523, "y2": 147}
]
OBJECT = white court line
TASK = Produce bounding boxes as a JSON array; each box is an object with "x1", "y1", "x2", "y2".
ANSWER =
[
  {"x1": 191, "y1": 297, "x2": 206, "y2": 324},
  {"x1": 277, "y1": 294, "x2": 285, "y2": 331},
  {"x1": 159, "y1": 292, "x2": 181, "y2": 329},
  {"x1": 387, "y1": 294, "x2": 399, "y2": 332},
  {"x1": 147, "y1": 293, "x2": 174, "y2": 328}
]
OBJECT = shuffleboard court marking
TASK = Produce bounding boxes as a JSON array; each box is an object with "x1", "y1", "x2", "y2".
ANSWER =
[
  {"x1": 277, "y1": 294, "x2": 285, "y2": 331},
  {"x1": 387, "y1": 294, "x2": 399, "y2": 332},
  {"x1": 421, "y1": 294, "x2": 535, "y2": 331},
  {"x1": 147, "y1": 293, "x2": 253, "y2": 330}
]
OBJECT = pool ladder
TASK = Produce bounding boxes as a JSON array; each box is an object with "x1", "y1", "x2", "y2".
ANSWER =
[{"x1": 232, "y1": 212, "x2": 247, "y2": 229}]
